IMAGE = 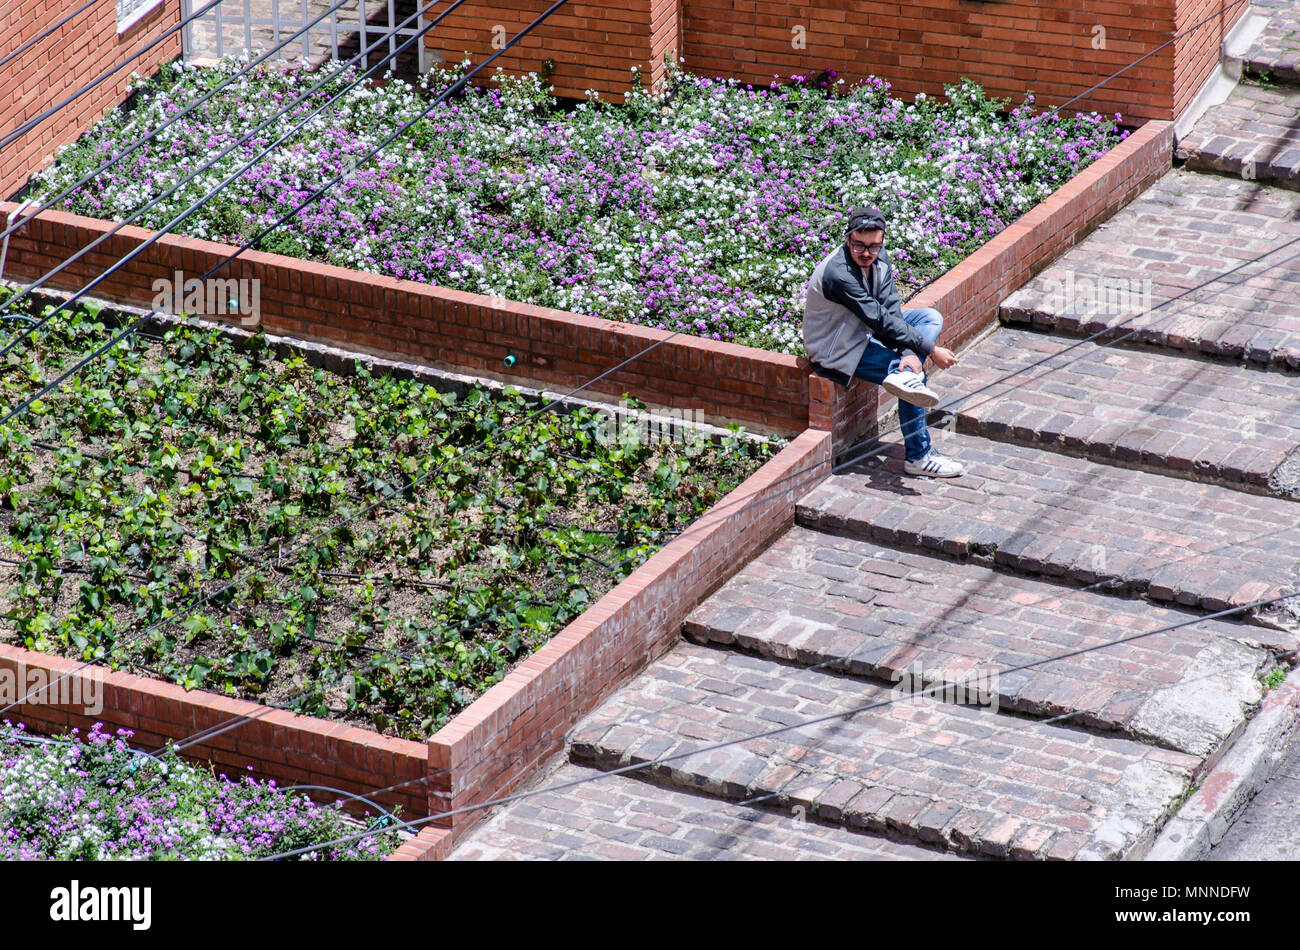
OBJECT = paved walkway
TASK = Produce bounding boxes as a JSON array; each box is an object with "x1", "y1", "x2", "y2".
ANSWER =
[
  {"x1": 1208, "y1": 723, "x2": 1300, "y2": 860},
  {"x1": 448, "y1": 3, "x2": 1300, "y2": 860},
  {"x1": 1176, "y1": 81, "x2": 1299, "y2": 190}
]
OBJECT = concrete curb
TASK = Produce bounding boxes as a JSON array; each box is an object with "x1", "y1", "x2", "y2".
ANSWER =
[{"x1": 1145, "y1": 664, "x2": 1300, "y2": 861}]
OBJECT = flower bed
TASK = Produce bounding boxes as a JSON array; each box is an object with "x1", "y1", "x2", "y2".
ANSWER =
[
  {"x1": 0, "y1": 293, "x2": 778, "y2": 740},
  {"x1": 0, "y1": 719, "x2": 401, "y2": 859},
  {"x1": 28, "y1": 57, "x2": 1127, "y2": 354}
]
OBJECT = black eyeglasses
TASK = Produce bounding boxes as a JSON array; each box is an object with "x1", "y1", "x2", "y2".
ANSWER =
[{"x1": 849, "y1": 240, "x2": 884, "y2": 254}]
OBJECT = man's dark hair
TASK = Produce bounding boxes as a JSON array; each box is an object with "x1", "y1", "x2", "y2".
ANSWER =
[{"x1": 844, "y1": 205, "x2": 887, "y2": 237}]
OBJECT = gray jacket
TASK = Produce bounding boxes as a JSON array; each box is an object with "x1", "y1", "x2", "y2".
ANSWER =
[{"x1": 802, "y1": 243, "x2": 933, "y2": 380}]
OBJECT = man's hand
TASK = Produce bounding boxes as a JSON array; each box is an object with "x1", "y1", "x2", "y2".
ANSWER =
[
  {"x1": 928, "y1": 346, "x2": 959, "y2": 369},
  {"x1": 899, "y1": 354, "x2": 924, "y2": 374}
]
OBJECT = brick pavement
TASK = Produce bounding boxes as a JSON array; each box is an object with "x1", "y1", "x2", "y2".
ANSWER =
[
  {"x1": 1000, "y1": 168, "x2": 1300, "y2": 369},
  {"x1": 797, "y1": 432, "x2": 1300, "y2": 616},
  {"x1": 684, "y1": 525, "x2": 1285, "y2": 756},
  {"x1": 934, "y1": 326, "x2": 1300, "y2": 494},
  {"x1": 447, "y1": 762, "x2": 962, "y2": 861},
  {"x1": 1176, "y1": 80, "x2": 1300, "y2": 190},
  {"x1": 565, "y1": 643, "x2": 1201, "y2": 861},
  {"x1": 1243, "y1": 0, "x2": 1300, "y2": 84}
]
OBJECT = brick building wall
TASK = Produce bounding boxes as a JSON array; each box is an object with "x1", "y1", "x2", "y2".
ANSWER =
[
  {"x1": 1173, "y1": 0, "x2": 1246, "y2": 119},
  {"x1": 0, "y1": 0, "x2": 183, "y2": 199},
  {"x1": 428, "y1": 0, "x2": 1247, "y2": 122},
  {"x1": 426, "y1": 0, "x2": 683, "y2": 100}
]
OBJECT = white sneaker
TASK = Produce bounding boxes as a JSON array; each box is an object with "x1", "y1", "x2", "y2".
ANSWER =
[
  {"x1": 904, "y1": 450, "x2": 965, "y2": 478},
  {"x1": 881, "y1": 370, "x2": 939, "y2": 408}
]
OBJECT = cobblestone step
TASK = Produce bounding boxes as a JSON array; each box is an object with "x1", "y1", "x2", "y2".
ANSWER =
[
  {"x1": 684, "y1": 525, "x2": 1283, "y2": 758},
  {"x1": 935, "y1": 327, "x2": 1300, "y2": 495},
  {"x1": 1176, "y1": 81, "x2": 1300, "y2": 190},
  {"x1": 999, "y1": 169, "x2": 1300, "y2": 370},
  {"x1": 1242, "y1": 0, "x2": 1300, "y2": 85},
  {"x1": 568, "y1": 642, "x2": 1203, "y2": 860},
  {"x1": 448, "y1": 762, "x2": 963, "y2": 860},
  {"x1": 796, "y1": 432, "x2": 1300, "y2": 622}
]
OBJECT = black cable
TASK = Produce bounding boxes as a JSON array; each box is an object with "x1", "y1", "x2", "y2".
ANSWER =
[
  {"x1": 5, "y1": 204, "x2": 1295, "y2": 746},
  {"x1": 5, "y1": 1, "x2": 1294, "y2": 833},
  {"x1": 1059, "y1": 0, "x2": 1251, "y2": 111},
  {"x1": 727, "y1": 652, "x2": 1280, "y2": 820}
]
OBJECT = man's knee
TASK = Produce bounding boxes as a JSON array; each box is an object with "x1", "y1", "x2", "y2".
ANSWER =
[{"x1": 916, "y1": 307, "x2": 944, "y2": 332}]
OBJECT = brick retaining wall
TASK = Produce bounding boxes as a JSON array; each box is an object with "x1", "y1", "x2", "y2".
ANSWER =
[
  {"x1": 423, "y1": 426, "x2": 832, "y2": 848},
  {"x1": 0, "y1": 644, "x2": 430, "y2": 816},
  {"x1": 0, "y1": 115, "x2": 1171, "y2": 448}
]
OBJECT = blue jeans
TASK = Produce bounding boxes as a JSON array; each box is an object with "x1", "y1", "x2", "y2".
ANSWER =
[{"x1": 852, "y1": 308, "x2": 943, "y2": 462}]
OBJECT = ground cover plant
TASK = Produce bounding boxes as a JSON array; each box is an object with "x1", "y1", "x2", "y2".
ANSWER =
[
  {"x1": 0, "y1": 294, "x2": 779, "y2": 739},
  {"x1": 0, "y1": 719, "x2": 402, "y2": 859},
  {"x1": 29, "y1": 57, "x2": 1127, "y2": 354}
]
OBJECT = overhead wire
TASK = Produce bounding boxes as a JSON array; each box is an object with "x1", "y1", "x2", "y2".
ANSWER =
[
  {"x1": 0, "y1": 0, "x2": 100, "y2": 73},
  {"x1": 256, "y1": 587, "x2": 1300, "y2": 859}
]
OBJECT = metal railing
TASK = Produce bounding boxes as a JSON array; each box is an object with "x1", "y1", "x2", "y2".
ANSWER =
[{"x1": 180, "y1": 0, "x2": 430, "y2": 72}]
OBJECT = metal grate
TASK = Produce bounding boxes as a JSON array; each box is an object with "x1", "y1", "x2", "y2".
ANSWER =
[{"x1": 180, "y1": 0, "x2": 431, "y2": 73}]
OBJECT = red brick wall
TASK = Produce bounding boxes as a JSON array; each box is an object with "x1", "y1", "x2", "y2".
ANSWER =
[
  {"x1": 1173, "y1": 0, "x2": 1248, "y2": 120},
  {"x1": 425, "y1": 427, "x2": 832, "y2": 844},
  {"x1": 0, "y1": 644, "x2": 430, "y2": 816},
  {"x1": 0, "y1": 0, "x2": 182, "y2": 199},
  {"x1": 430, "y1": 0, "x2": 1245, "y2": 123},
  {"x1": 425, "y1": 0, "x2": 681, "y2": 102},
  {"x1": 0, "y1": 204, "x2": 812, "y2": 435},
  {"x1": 682, "y1": 0, "x2": 1184, "y2": 121}
]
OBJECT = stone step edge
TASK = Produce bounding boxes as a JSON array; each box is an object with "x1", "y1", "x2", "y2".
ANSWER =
[
  {"x1": 680, "y1": 616, "x2": 1277, "y2": 764},
  {"x1": 936, "y1": 409, "x2": 1297, "y2": 501},
  {"x1": 1242, "y1": 61, "x2": 1300, "y2": 86},
  {"x1": 566, "y1": 737, "x2": 1000, "y2": 860},
  {"x1": 1177, "y1": 152, "x2": 1300, "y2": 193},
  {"x1": 790, "y1": 507, "x2": 1297, "y2": 633},
  {"x1": 569, "y1": 725, "x2": 1187, "y2": 861},
  {"x1": 995, "y1": 307, "x2": 1300, "y2": 372}
]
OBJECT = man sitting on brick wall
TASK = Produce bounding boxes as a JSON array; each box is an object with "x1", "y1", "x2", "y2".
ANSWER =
[{"x1": 802, "y1": 205, "x2": 965, "y2": 477}]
